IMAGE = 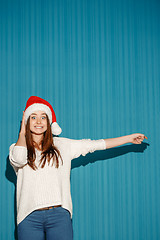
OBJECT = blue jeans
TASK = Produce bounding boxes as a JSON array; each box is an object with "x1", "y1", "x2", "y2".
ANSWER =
[{"x1": 17, "y1": 207, "x2": 73, "y2": 240}]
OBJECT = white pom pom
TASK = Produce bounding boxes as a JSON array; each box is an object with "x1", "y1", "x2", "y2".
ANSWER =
[{"x1": 51, "y1": 122, "x2": 62, "y2": 135}]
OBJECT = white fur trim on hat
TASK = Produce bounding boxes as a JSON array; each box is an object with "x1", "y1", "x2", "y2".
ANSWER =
[{"x1": 25, "y1": 103, "x2": 52, "y2": 123}]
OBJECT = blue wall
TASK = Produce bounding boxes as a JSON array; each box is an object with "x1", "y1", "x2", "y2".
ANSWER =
[{"x1": 0, "y1": 0, "x2": 160, "y2": 239}]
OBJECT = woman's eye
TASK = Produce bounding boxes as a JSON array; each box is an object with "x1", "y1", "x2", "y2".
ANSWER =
[
  {"x1": 31, "y1": 116, "x2": 36, "y2": 119},
  {"x1": 42, "y1": 116, "x2": 46, "y2": 119}
]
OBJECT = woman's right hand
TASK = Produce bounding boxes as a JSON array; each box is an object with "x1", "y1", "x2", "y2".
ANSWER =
[
  {"x1": 20, "y1": 111, "x2": 26, "y2": 135},
  {"x1": 15, "y1": 111, "x2": 27, "y2": 147}
]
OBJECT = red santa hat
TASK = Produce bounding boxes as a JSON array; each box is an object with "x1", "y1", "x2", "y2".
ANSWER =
[{"x1": 24, "y1": 96, "x2": 62, "y2": 135}]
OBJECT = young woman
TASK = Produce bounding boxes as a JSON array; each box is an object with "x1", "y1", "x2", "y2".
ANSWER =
[{"x1": 9, "y1": 96, "x2": 147, "y2": 240}]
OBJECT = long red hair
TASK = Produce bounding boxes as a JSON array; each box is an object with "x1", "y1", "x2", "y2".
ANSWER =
[{"x1": 26, "y1": 115, "x2": 62, "y2": 170}]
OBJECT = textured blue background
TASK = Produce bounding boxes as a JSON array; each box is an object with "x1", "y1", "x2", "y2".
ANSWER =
[{"x1": 0, "y1": 0, "x2": 160, "y2": 239}]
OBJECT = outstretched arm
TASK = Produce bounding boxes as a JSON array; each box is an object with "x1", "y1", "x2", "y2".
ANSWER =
[{"x1": 104, "y1": 133, "x2": 147, "y2": 149}]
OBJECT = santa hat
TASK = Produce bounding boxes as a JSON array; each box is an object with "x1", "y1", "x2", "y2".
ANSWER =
[{"x1": 24, "y1": 96, "x2": 62, "y2": 135}]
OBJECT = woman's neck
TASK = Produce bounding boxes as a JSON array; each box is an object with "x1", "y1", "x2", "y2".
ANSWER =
[{"x1": 31, "y1": 133, "x2": 44, "y2": 150}]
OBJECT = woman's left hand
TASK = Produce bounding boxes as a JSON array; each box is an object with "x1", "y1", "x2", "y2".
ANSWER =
[{"x1": 129, "y1": 133, "x2": 148, "y2": 144}]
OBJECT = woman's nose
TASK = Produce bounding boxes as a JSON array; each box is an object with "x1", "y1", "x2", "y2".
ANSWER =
[{"x1": 36, "y1": 118, "x2": 41, "y2": 124}]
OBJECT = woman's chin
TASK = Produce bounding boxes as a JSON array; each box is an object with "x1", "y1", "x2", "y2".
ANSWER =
[{"x1": 31, "y1": 130, "x2": 46, "y2": 135}]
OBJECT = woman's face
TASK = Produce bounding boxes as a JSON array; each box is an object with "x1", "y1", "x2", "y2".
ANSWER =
[{"x1": 29, "y1": 111, "x2": 48, "y2": 135}]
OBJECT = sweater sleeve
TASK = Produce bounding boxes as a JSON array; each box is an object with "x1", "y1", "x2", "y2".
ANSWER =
[
  {"x1": 9, "y1": 143, "x2": 28, "y2": 168},
  {"x1": 69, "y1": 139, "x2": 106, "y2": 160}
]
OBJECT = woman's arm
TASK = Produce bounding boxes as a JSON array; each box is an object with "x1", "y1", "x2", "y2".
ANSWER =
[
  {"x1": 9, "y1": 112, "x2": 28, "y2": 169},
  {"x1": 57, "y1": 133, "x2": 147, "y2": 161},
  {"x1": 104, "y1": 133, "x2": 147, "y2": 149},
  {"x1": 15, "y1": 111, "x2": 27, "y2": 147}
]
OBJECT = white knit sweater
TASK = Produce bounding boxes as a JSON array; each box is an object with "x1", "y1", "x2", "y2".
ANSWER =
[{"x1": 9, "y1": 137, "x2": 106, "y2": 225}]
